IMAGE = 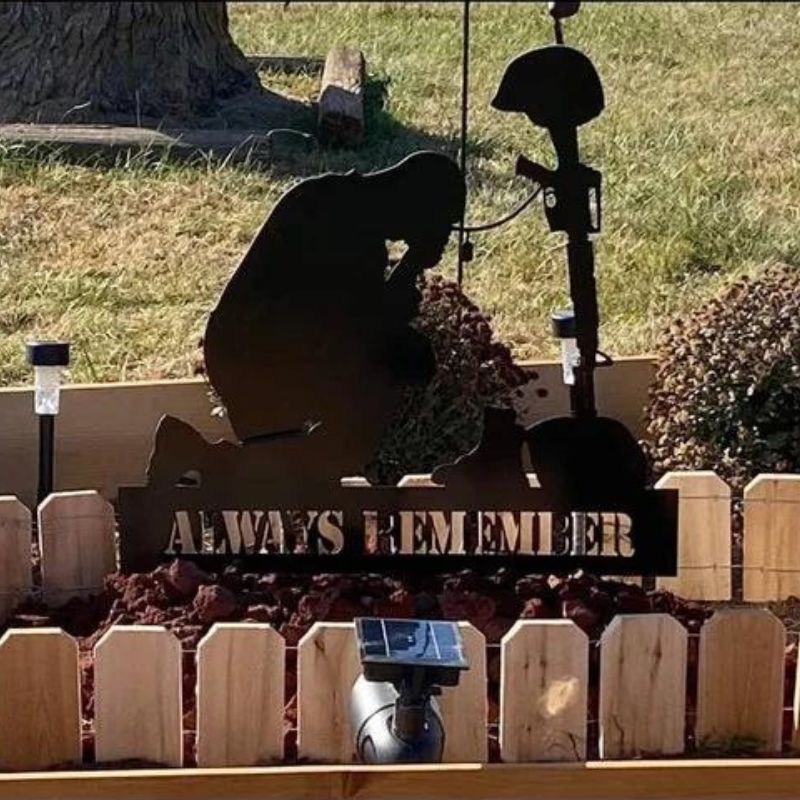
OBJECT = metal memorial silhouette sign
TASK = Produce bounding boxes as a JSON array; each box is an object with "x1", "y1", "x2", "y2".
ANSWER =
[{"x1": 118, "y1": 10, "x2": 678, "y2": 576}]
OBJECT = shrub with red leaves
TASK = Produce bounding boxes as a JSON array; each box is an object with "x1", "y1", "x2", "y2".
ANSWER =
[{"x1": 369, "y1": 275, "x2": 531, "y2": 484}]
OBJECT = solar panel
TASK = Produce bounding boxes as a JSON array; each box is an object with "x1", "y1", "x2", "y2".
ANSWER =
[{"x1": 355, "y1": 618, "x2": 468, "y2": 671}]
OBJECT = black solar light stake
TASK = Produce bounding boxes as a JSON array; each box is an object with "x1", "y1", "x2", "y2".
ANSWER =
[
  {"x1": 350, "y1": 618, "x2": 469, "y2": 764},
  {"x1": 26, "y1": 341, "x2": 70, "y2": 505}
]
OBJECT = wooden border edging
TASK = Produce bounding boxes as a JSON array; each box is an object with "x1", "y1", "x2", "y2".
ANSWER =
[
  {"x1": 0, "y1": 357, "x2": 655, "y2": 508},
  {"x1": 1, "y1": 761, "x2": 799, "y2": 800}
]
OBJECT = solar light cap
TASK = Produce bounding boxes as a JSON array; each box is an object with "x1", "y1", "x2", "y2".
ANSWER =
[
  {"x1": 26, "y1": 341, "x2": 70, "y2": 367},
  {"x1": 551, "y1": 309, "x2": 576, "y2": 339}
]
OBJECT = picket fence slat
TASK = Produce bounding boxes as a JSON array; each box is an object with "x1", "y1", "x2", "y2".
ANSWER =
[
  {"x1": 599, "y1": 614, "x2": 687, "y2": 758},
  {"x1": 433, "y1": 622, "x2": 487, "y2": 763},
  {"x1": 499, "y1": 620, "x2": 588, "y2": 762},
  {"x1": 94, "y1": 626, "x2": 183, "y2": 767},
  {"x1": 696, "y1": 609, "x2": 784, "y2": 754},
  {"x1": 744, "y1": 475, "x2": 800, "y2": 602},
  {"x1": 0, "y1": 610, "x2": 797, "y2": 772},
  {"x1": 793, "y1": 648, "x2": 800, "y2": 751},
  {"x1": 37, "y1": 490, "x2": 116, "y2": 607},
  {"x1": 297, "y1": 622, "x2": 486, "y2": 764},
  {"x1": 0, "y1": 629, "x2": 81, "y2": 770},
  {"x1": 0, "y1": 496, "x2": 31, "y2": 624},
  {"x1": 196, "y1": 623, "x2": 285, "y2": 767},
  {"x1": 656, "y1": 472, "x2": 731, "y2": 600},
  {"x1": 297, "y1": 622, "x2": 361, "y2": 764}
]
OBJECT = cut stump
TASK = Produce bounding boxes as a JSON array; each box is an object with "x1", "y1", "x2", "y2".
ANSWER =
[{"x1": 318, "y1": 46, "x2": 366, "y2": 147}]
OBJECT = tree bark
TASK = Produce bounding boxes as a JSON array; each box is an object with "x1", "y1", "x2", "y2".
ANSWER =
[{"x1": 0, "y1": 2, "x2": 303, "y2": 128}]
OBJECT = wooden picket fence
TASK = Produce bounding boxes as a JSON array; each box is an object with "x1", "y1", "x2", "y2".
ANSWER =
[
  {"x1": 4, "y1": 471, "x2": 800, "y2": 611},
  {"x1": 3, "y1": 477, "x2": 800, "y2": 794},
  {"x1": 0, "y1": 607, "x2": 794, "y2": 772}
]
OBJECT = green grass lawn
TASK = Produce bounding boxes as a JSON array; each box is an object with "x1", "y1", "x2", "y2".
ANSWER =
[{"x1": 1, "y1": 2, "x2": 799, "y2": 385}]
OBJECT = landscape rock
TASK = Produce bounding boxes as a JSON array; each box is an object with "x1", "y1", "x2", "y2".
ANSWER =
[{"x1": 192, "y1": 584, "x2": 239, "y2": 624}]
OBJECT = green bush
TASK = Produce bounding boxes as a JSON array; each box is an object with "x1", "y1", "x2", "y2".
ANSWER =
[{"x1": 644, "y1": 265, "x2": 800, "y2": 487}]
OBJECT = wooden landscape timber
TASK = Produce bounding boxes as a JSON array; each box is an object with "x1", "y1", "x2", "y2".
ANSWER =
[
  {"x1": 318, "y1": 46, "x2": 366, "y2": 147},
  {"x1": 4, "y1": 760, "x2": 800, "y2": 800},
  {"x1": 0, "y1": 49, "x2": 326, "y2": 164},
  {"x1": 0, "y1": 357, "x2": 655, "y2": 509},
  {"x1": 0, "y1": 123, "x2": 313, "y2": 165}
]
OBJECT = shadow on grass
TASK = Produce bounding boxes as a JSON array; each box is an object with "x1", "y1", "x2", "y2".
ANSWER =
[
  {"x1": 0, "y1": 71, "x2": 498, "y2": 181},
  {"x1": 310, "y1": 71, "x2": 497, "y2": 173}
]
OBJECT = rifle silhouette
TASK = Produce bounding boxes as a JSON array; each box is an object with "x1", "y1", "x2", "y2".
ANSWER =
[{"x1": 492, "y1": 1, "x2": 605, "y2": 418}]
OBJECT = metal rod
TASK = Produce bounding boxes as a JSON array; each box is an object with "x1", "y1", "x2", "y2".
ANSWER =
[
  {"x1": 566, "y1": 237, "x2": 598, "y2": 417},
  {"x1": 456, "y1": 0, "x2": 471, "y2": 286},
  {"x1": 37, "y1": 414, "x2": 55, "y2": 505}
]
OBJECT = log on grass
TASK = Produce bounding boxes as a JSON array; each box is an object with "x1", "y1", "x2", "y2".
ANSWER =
[
  {"x1": 318, "y1": 46, "x2": 366, "y2": 147},
  {"x1": 0, "y1": 124, "x2": 306, "y2": 164}
]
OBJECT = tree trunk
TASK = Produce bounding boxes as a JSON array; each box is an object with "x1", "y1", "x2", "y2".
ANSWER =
[{"x1": 0, "y1": 2, "x2": 303, "y2": 128}]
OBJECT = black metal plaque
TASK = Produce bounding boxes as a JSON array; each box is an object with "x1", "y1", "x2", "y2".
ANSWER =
[
  {"x1": 119, "y1": 406, "x2": 677, "y2": 575},
  {"x1": 117, "y1": 30, "x2": 679, "y2": 577}
]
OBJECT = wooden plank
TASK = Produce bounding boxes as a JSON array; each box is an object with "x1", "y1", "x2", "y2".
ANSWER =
[
  {"x1": 397, "y1": 475, "x2": 437, "y2": 487},
  {"x1": 515, "y1": 356, "x2": 657, "y2": 450},
  {"x1": 655, "y1": 472, "x2": 731, "y2": 600},
  {"x1": 8, "y1": 760, "x2": 800, "y2": 800},
  {"x1": 297, "y1": 621, "x2": 486, "y2": 764},
  {"x1": 0, "y1": 629, "x2": 81, "y2": 770},
  {"x1": 499, "y1": 620, "x2": 588, "y2": 762},
  {"x1": 0, "y1": 360, "x2": 649, "y2": 508},
  {"x1": 793, "y1": 645, "x2": 800, "y2": 751},
  {"x1": 318, "y1": 47, "x2": 365, "y2": 147},
  {"x1": 0, "y1": 496, "x2": 31, "y2": 623},
  {"x1": 196, "y1": 623, "x2": 285, "y2": 767},
  {"x1": 437, "y1": 623, "x2": 487, "y2": 763},
  {"x1": 94, "y1": 626, "x2": 183, "y2": 767},
  {"x1": 743, "y1": 474, "x2": 800, "y2": 601},
  {"x1": 0, "y1": 124, "x2": 303, "y2": 164},
  {"x1": 297, "y1": 622, "x2": 361, "y2": 763},
  {"x1": 599, "y1": 614, "x2": 687, "y2": 758},
  {"x1": 696, "y1": 608, "x2": 784, "y2": 754},
  {"x1": 37, "y1": 490, "x2": 116, "y2": 606}
]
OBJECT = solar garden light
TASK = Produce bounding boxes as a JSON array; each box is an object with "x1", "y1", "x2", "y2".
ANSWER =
[
  {"x1": 350, "y1": 618, "x2": 469, "y2": 764},
  {"x1": 25, "y1": 340, "x2": 70, "y2": 504},
  {"x1": 552, "y1": 309, "x2": 579, "y2": 387}
]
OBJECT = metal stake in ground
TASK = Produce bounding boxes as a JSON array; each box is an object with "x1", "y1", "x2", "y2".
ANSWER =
[{"x1": 25, "y1": 341, "x2": 69, "y2": 505}]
